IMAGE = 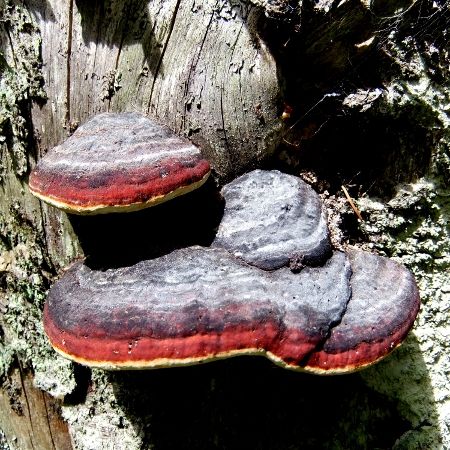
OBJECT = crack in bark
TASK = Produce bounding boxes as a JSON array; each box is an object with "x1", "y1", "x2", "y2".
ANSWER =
[
  {"x1": 146, "y1": 0, "x2": 183, "y2": 114},
  {"x1": 107, "y1": 0, "x2": 133, "y2": 111},
  {"x1": 219, "y1": 79, "x2": 230, "y2": 158},
  {"x1": 136, "y1": 14, "x2": 158, "y2": 90},
  {"x1": 65, "y1": 0, "x2": 74, "y2": 127},
  {"x1": 228, "y1": 21, "x2": 245, "y2": 145},
  {"x1": 37, "y1": 203, "x2": 52, "y2": 272},
  {"x1": 219, "y1": 20, "x2": 244, "y2": 168},
  {"x1": 181, "y1": 1, "x2": 219, "y2": 131},
  {"x1": 17, "y1": 361, "x2": 36, "y2": 450},
  {"x1": 41, "y1": 393, "x2": 56, "y2": 450},
  {"x1": 5, "y1": 27, "x2": 18, "y2": 69}
]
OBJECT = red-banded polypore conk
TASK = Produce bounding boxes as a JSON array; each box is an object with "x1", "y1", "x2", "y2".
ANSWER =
[
  {"x1": 42, "y1": 169, "x2": 420, "y2": 374},
  {"x1": 29, "y1": 112, "x2": 211, "y2": 214}
]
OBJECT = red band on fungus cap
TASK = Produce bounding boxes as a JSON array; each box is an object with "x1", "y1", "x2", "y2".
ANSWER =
[{"x1": 29, "y1": 113, "x2": 211, "y2": 214}]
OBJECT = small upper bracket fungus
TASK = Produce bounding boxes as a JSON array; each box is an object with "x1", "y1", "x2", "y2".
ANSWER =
[
  {"x1": 213, "y1": 170, "x2": 331, "y2": 270},
  {"x1": 29, "y1": 113, "x2": 211, "y2": 214}
]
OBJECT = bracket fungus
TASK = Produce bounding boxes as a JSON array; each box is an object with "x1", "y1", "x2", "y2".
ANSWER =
[
  {"x1": 41, "y1": 167, "x2": 420, "y2": 374},
  {"x1": 29, "y1": 112, "x2": 211, "y2": 214},
  {"x1": 43, "y1": 245, "x2": 419, "y2": 373}
]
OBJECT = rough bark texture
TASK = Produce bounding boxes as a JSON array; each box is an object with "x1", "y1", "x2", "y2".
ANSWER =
[{"x1": 1, "y1": 0, "x2": 449, "y2": 449}]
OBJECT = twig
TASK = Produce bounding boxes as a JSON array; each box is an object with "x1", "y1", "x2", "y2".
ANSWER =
[{"x1": 341, "y1": 185, "x2": 364, "y2": 221}]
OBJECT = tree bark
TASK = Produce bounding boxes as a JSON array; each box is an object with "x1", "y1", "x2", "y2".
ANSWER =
[{"x1": 1, "y1": 0, "x2": 449, "y2": 449}]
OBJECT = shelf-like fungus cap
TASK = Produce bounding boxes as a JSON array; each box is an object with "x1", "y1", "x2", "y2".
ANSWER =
[
  {"x1": 29, "y1": 112, "x2": 211, "y2": 214},
  {"x1": 303, "y1": 249, "x2": 421, "y2": 374},
  {"x1": 43, "y1": 247, "x2": 352, "y2": 370},
  {"x1": 213, "y1": 170, "x2": 331, "y2": 270},
  {"x1": 43, "y1": 245, "x2": 419, "y2": 373}
]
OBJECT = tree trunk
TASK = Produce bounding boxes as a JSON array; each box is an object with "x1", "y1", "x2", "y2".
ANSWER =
[{"x1": 1, "y1": 0, "x2": 449, "y2": 449}]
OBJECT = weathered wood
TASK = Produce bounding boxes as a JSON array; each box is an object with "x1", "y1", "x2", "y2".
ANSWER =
[
  {"x1": 0, "y1": 366, "x2": 72, "y2": 450},
  {"x1": 30, "y1": 0, "x2": 281, "y2": 182}
]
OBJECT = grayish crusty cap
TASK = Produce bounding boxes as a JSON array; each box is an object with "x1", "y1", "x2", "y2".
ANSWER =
[{"x1": 213, "y1": 170, "x2": 331, "y2": 270}]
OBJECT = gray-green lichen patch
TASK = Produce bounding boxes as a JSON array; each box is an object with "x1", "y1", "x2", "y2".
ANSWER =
[
  {"x1": 0, "y1": 208, "x2": 75, "y2": 398},
  {"x1": 0, "y1": 428, "x2": 10, "y2": 450},
  {"x1": 0, "y1": 0, "x2": 46, "y2": 179},
  {"x1": 332, "y1": 62, "x2": 450, "y2": 449},
  {"x1": 355, "y1": 170, "x2": 450, "y2": 448},
  {"x1": 101, "y1": 70, "x2": 122, "y2": 102}
]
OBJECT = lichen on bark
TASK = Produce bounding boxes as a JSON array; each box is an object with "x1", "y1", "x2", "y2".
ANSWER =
[
  {"x1": 0, "y1": 206, "x2": 75, "y2": 398},
  {"x1": 0, "y1": 0, "x2": 75, "y2": 428},
  {"x1": 0, "y1": 0, "x2": 46, "y2": 178},
  {"x1": 357, "y1": 124, "x2": 450, "y2": 448}
]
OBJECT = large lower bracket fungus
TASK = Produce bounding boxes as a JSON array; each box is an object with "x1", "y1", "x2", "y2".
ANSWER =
[
  {"x1": 43, "y1": 246, "x2": 419, "y2": 373},
  {"x1": 29, "y1": 112, "x2": 211, "y2": 214},
  {"x1": 41, "y1": 168, "x2": 420, "y2": 374}
]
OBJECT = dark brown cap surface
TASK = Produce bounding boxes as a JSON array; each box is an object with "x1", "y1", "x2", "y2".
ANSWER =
[{"x1": 29, "y1": 112, "x2": 210, "y2": 214}]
